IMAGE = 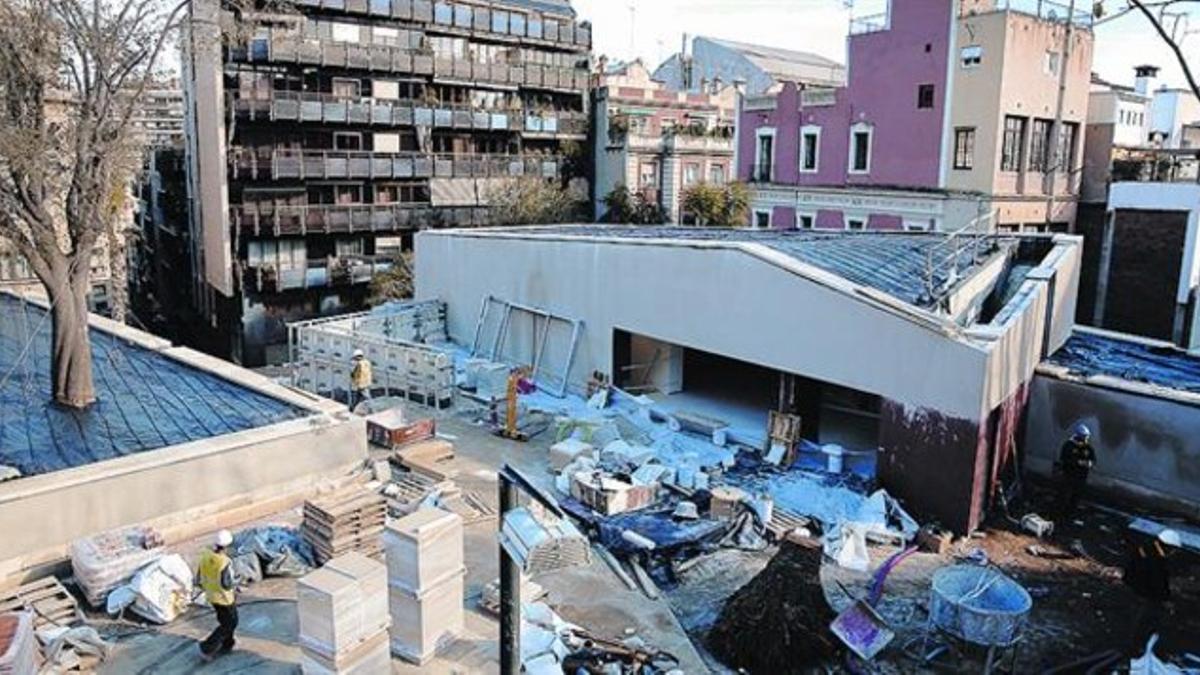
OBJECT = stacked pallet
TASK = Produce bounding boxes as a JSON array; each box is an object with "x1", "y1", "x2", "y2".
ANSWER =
[
  {"x1": 303, "y1": 488, "x2": 387, "y2": 565},
  {"x1": 70, "y1": 526, "x2": 164, "y2": 607},
  {"x1": 297, "y1": 555, "x2": 391, "y2": 675},
  {"x1": 0, "y1": 612, "x2": 35, "y2": 675},
  {"x1": 383, "y1": 508, "x2": 464, "y2": 665},
  {"x1": 0, "y1": 577, "x2": 81, "y2": 632}
]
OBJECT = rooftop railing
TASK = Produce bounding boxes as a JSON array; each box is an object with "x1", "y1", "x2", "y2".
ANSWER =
[
  {"x1": 243, "y1": 255, "x2": 395, "y2": 292},
  {"x1": 970, "y1": 0, "x2": 1094, "y2": 27},
  {"x1": 922, "y1": 210, "x2": 1000, "y2": 306},
  {"x1": 849, "y1": 12, "x2": 889, "y2": 36}
]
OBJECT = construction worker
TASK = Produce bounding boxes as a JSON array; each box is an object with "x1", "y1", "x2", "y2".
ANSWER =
[
  {"x1": 1124, "y1": 529, "x2": 1180, "y2": 654},
  {"x1": 197, "y1": 530, "x2": 238, "y2": 661},
  {"x1": 1055, "y1": 423, "x2": 1096, "y2": 516},
  {"x1": 349, "y1": 349, "x2": 373, "y2": 411}
]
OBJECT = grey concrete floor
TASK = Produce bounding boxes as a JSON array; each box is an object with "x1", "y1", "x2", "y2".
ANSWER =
[{"x1": 97, "y1": 401, "x2": 710, "y2": 674}]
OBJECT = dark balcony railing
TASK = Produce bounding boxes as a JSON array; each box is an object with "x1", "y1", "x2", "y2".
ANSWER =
[
  {"x1": 230, "y1": 91, "x2": 588, "y2": 136},
  {"x1": 247, "y1": 35, "x2": 590, "y2": 93},
  {"x1": 229, "y1": 149, "x2": 563, "y2": 181},
  {"x1": 231, "y1": 203, "x2": 497, "y2": 237},
  {"x1": 242, "y1": 255, "x2": 394, "y2": 293},
  {"x1": 285, "y1": 0, "x2": 592, "y2": 51}
]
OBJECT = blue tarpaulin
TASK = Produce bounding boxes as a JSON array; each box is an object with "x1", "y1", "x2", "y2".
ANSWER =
[{"x1": 0, "y1": 294, "x2": 309, "y2": 476}]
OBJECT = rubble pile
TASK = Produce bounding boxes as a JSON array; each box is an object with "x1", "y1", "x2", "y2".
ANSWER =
[{"x1": 708, "y1": 539, "x2": 839, "y2": 673}]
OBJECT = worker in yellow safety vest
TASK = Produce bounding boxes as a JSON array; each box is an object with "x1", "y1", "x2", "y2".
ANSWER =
[
  {"x1": 349, "y1": 349, "x2": 373, "y2": 412},
  {"x1": 197, "y1": 530, "x2": 238, "y2": 661}
]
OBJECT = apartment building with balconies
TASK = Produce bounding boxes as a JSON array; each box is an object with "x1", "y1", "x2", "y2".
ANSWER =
[
  {"x1": 593, "y1": 59, "x2": 738, "y2": 223},
  {"x1": 738, "y1": 0, "x2": 1092, "y2": 233},
  {"x1": 181, "y1": 0, "x2": 592, "y2": 365}
]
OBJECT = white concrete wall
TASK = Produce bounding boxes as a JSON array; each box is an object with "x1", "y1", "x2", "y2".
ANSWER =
[{"x1": 416, "y1": 231, "x2": 993, "y2": 418}]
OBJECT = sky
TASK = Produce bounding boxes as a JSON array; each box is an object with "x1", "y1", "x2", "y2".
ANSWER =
[{"x1": 571, "y1": 0, "x2": 1200, "y2": 91}]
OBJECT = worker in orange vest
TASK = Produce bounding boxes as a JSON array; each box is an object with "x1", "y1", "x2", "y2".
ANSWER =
[{"x1": 197, "y1": 530, "x2": 238, "y2": 661}]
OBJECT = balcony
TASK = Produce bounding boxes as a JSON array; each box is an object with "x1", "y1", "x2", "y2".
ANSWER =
[
  {"x1": 231, "y1": 203, "x2": 496, "y2": 237},
  {"x1": 229, "y1": 150, "x2": 563, "y2": 181},
  {"x1": 242, "y1": 255, "x2": 394, "y2": 293},
  {"x1": 800, "y1": 88, "x2": 837, "y2": 108},
  {"x1": 285, "y1": 0, "x2": 592, "y2": 51},
  {"x1": 249, "y1": 35, "x2": 589, "y2": 93},
  {"x1": 664, "y1": 133, "x2": 735, "y2": 155}
]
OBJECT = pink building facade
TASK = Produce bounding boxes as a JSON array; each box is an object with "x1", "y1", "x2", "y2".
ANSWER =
[{"x1": 739, "y1": 0, "x2": 1093, "y2": 233}]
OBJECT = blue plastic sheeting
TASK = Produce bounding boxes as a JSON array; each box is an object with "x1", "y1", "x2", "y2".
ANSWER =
[
  {"x1": 1045, "y1": 331, "x2": 1200, "y2": 392},
  {"x1": 559, "y1": 497, "x2": 728, "y2": 557},
  {"x1": 0, "y1": 295, "x2": 309, "y2": 477}
]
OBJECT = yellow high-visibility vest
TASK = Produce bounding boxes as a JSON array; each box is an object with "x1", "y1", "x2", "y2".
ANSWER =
[
  {"x1": 198, "y1": 550, "x2": 234, "y2": 607},
  {"x1": 351, "y1": 359, "x2": 373, "y2": 390}
]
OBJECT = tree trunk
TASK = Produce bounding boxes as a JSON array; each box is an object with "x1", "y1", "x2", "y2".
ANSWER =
[{"x1": 49, "y1": 272, "x2": 97, "y2": 408}]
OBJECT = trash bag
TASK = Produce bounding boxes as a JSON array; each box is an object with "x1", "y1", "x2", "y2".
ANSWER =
[
  {"x1": 229, "y1": 552, "x2": 263, "y2": 588},
  {"x1": 40, "y1": 626, "x2": 111, "y2": 669},
  {"x1": 231, "y1": 526, "x2": 314, "y2": 578}
]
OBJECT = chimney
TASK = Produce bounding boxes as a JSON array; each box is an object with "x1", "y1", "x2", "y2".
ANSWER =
[{"x1": 1135, "y1": 64, "x2": 1160, "y2": 96}]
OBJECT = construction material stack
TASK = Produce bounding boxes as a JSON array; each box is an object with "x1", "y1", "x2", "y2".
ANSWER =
[
  {"x1": 0, "y1": 612, "x2": 35, "y2": 675},
  {"x1": 303, "y1": 487, "x2": 387, "y2": 565},
  {"x1": 70, "y1": 525, "x2": 164, "y2": 607},
  {"x1": 383, "y1": 508, "x2": 464, "y2": 664},
  {"x1": 297, "y1": 555, "x2": 391, "y2": 675}
]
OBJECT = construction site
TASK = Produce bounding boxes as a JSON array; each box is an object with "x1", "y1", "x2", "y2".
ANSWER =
[{"x1": 0, "y1": 223, "x2": 1196, "y2": 674}]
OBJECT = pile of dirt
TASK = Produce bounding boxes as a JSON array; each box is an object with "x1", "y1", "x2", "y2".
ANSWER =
[{"x1": 707, "y1": 539, "x2": 840, "y2": 673}]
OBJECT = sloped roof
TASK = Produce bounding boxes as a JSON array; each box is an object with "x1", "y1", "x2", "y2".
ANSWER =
[
  {"x1": 704, "y1": 37, "x2": 846, "y2": 85},
  {"x1": 451, "y1": 226, "x2": 1011, "y2": 309}
]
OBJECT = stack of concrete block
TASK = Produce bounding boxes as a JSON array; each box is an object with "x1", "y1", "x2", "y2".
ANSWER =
[
  {"x1": 70, "y1": 525, "x2": 165, "y2": 607},
  {"x1": 297, "y1": 556, "x2": 391, "y2": 675},
  {"x1": 383, "y1": 508, "x2": 464, "y2": 664},
  {"x1": 0, "y1": 612, "x2": 35, "y2": 675},
  {"x1": 303, "y1": 487, "x2": 387, "y2": 565}
]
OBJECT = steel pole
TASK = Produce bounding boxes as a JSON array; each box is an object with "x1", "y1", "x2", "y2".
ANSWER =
[{"x1": 498, "y1": 472, "x2": 521, "y2": 675}]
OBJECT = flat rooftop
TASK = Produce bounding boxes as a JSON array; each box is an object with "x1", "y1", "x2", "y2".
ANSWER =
[
  {"x1": 0, "y1": 294, "x2": 310, "y2": 477},
  {"x1": 444, "y1": 226, "x2": 1022, "y2": 309},
  {"x1": 1044, "y1": 330, "x2": 1200, "y2": 393}
]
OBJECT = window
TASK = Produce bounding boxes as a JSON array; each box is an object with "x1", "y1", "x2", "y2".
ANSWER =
[
  {"x1": 960, "y1": 45, "x2": 982, "y2": 68},
  {"x1": 1001, "y1": 115, "x2": 1027, "y2": 172},
  {"x1": 331, "y1": 77, "x2": 360, "y2": 99},
  {"x1": 335, "y1": 238, "x2": 364, "y2": 256},
  {"x1": 849, "y1": 123, "x2": 872, "y2": 174},
  {"x1": 917, "y1": 84, "x2": 935, "y2": 109},
  {"x1": 1030, "y1": 119, "x2": 1054, "y2": 172},
  {"x1": 639, "y1": 161, "x2": 658, "y2": 188},
  {"x1": 528, "y1": 15, "x2": 543, "y2": 39},
  {"x1": 1044, "y1": 50, "x2": 1061, "y2": 77},
  {"x1": 797, "y1": 213, "x2": 814, "y2": 229},
  {"x1": 334, "y1": 185, "x2": 362, "y2": 204},
  {"x1": 1058, "y1": 122, "x2": 1080, "y2": 173},
  {"x1": 333, "y1": 131, "x2": 362, "y2": 150},
  {"x1": 753, "y1": 210, "x2": 771, "y2": 229},
  {"x1": 509, "y1": 12, "x2": 526, "y2": 36},
  {"x1": 954, "y1": 127, "x2": 975, "y2": 170},
  {"x1": 684, "y1": 163, "x2": 700, "y2": 186},
  {"x1": 847, "y1": 218, "x2": 866, "y2": 231},
  {"x1": 492, "y1": 10, "x2": 508, "y2": 33},
  {"x1": 754, "y1": 129, "x2": 775, "y2": 182},
  {"x1": 800, "y1": 126, "x2": 820, "y2": 173},
  {"x1": 709, "y1": 164, "x2": 726, "y2": 185}
]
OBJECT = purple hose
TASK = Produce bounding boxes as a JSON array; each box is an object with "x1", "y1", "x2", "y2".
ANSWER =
[{"x1": 868, "y1": 546, "x2": 918, "y2": 606}]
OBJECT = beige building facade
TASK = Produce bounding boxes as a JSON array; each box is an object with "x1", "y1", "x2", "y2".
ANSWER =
[{"x1": 947, "y1": 4, "x2": 1093, "y2": 231}]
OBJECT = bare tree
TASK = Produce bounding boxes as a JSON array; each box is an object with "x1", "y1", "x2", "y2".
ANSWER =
[
  {"x1": 1098, "y1": 1, "x2": 1200, "y2": 103},
  {"x1": 0, "y1": 0, "x2": 184, "y2": 408}
]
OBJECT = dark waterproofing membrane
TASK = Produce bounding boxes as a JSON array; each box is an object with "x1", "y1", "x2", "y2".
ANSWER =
[
  {"x1": 0, "y1": 294, "x2": 309, "y2": 476},
  {"x1": 1045, "y1": 330, "x2": 1200, "y2": 393}
]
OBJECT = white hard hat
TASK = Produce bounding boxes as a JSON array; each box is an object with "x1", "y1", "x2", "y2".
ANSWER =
[
  {"x1": 1158, "y1": 529, "x2": 1182, "y2": 548},
  {"x1": 352, "y1": 349, "x2": 365, "y2": 359},
  {"x1": 215, "y1": 530, "x2": 233, "y2": 548}
]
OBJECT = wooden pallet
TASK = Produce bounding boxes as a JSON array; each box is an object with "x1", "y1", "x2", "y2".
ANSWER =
[
  {"x1": 0, "y1": 577, "x2": 81, "y2": 632},
  {"x1": 766, "y1": 506, "x2": 814, "y2": 541},
  {"x1": 443, "y1": 491, "x2": 497, "y2": 525}
]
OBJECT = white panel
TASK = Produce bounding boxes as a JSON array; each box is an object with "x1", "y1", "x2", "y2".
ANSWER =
[
  {"x1": 374, "y1": 132, "x2": 400, "y2": 153},
  {"x1": 332, "y1": 23, "x2": 360, "y2": 43},
  {"x1": 372, "y1": 79, "x2": 400, "y2": 100}
]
